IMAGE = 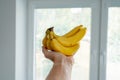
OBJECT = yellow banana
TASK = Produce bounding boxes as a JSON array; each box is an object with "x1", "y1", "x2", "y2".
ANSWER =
[
  {"x1": 63, "y1": 25, "x2": 83, "y2": 37},
  {"x1": 46, "y1": 39, "x2": 51, "y2": 50},
  {"x1": 63, "y1": 27, "x2": 86, "y2": 43},
  {"x1": 50, "y1": 38, "x2": 80, "y2": 56},
  {"x1": 42, "y1": 25, "x2": 86, "y2": 56},
  {"x1": 48, "y1": 25, "x2": 83, "y2": 38},
  {"x1": 42, "y1": 28, "x2": 52, "y2": 49},
  {"x1": 42, "y1": 35, "x2": 47, "y2": 48},
  {"x1": 49, "y1": 25, "x2": 86, "y2": 47}
]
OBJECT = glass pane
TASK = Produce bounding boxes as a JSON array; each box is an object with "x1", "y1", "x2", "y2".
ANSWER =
[
  {"x1": 34, "y1": 8, "x2": 91, "y2": 80},
  {"x1": 106, "y1": 7, "x2": 120, "y2": 80}
]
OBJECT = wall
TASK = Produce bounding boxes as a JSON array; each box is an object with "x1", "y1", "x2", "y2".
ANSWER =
[
  {"x1": 0, "y1": 0, "x2": 16, "y2": 80},
  {"x1": 15, "y1": 0, "x2": 27, "y2": 80},
  {"x1": 0, "y1": 0, "x2": 27, "y2": 80}
]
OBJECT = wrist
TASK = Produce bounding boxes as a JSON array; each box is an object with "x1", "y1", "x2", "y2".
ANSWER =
[
  {"x1": 53, "y1": 62, "x2": 72, "y2": 80},
  {"x1": 54, "y1": 58, "x2": 73, "y2": 67},
  {"x1": 54, "y1": 59, "x2": 73, "y2": 70}
]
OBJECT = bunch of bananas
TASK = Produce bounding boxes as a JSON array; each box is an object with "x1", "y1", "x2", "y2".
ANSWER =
[{"x1": 42, "y1": 25, "x2": 87, "y2": 56}]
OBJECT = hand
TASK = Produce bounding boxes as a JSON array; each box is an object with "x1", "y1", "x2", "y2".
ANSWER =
[
  {"x1": 42, "y1": 46, "x2": 74, "y2": 66},
  {"x1": 42, "y1": 46, "x2": 74, "y2": 80}
]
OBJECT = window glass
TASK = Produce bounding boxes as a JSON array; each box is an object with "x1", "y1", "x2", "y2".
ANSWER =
[
  {"x1": 34, "y1": 8, "x2": 91, "y2": 80},
  {"x1": 106, "y1": 7, "x2": 120, "y2": 80}
]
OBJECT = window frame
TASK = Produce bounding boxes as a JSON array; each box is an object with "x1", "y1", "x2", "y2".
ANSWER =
[
  {"x1": 99, "y1": 1, "x2": 120, "y2": 80},
  {"x1": 27, "y1": 0, "x2": 120, "y2": 80},
  {"x1": 27, "y1": 1, "x2": 100, "y2": 80}
]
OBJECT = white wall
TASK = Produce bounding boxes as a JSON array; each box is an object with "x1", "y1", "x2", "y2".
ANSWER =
[
  {"x1": 0, "y1": 0, "x2": 27, "y2": 80},
  {"x1": 15, "y1": 0, "x2": 27, "y2": 80},
  {"x1": 0, "y1": 0, "x2": 16, "y2": 80}
]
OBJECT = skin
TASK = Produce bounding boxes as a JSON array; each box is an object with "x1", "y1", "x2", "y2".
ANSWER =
[{"x1": 42, "y1": 47, "x2": 74, "y2": 80}]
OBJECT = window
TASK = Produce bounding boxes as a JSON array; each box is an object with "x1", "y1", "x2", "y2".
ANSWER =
[
  {"x1": 106, "y1": 7, "x2": 120, "y2": 80},
  {"x1": 27, "y1": 0, "x2": 120, "y2": 80},
  {"x1": 34, "y1": 8, "x2": 91, "y2": 80}
]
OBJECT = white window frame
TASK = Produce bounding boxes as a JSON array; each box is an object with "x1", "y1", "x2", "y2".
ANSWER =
[
  {"x1": 99, "y1": 0, "x2": 120, "y2": 80},
  {"x1": 27, "y1": 0, "x2": 120, "y2": 80}
]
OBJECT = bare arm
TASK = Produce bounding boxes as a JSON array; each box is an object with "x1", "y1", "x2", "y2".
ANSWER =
[{"x1": 42, "y1": 47, "x2": 74, "y2": 80}]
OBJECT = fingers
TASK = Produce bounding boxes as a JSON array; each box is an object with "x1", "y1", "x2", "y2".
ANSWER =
[
  {"x1": 66, "y1": 56, "x2": 74, "y2": 65},
  {"x1": 42, "y1": 46, "x2": 74, "y2": 65},
  {"x1": 42, "y1": 46, "x2": 54, "y2": 61},
  {"x1": 42, "y1": 46, "x2": 47, "y2": 55}
]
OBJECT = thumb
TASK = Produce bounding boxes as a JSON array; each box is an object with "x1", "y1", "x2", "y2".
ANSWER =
[{"x1": 42, "y1": 46, "x2": 54, "y2": 61}]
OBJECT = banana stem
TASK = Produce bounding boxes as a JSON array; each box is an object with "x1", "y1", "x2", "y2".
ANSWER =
[{"x1": 48, "y1": 27, "x2": 54, "y2": 31}]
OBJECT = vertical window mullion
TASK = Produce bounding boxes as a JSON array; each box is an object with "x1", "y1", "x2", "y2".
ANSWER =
[
  {"x1": 99, "y1": 0, "x2": 108, "y2": 80},
  {"x1": 90, "y1": 2, "x2": 101, "y2": 80}
]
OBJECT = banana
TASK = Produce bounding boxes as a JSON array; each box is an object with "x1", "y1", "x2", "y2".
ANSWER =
[
  {"x1": 42, "y1": 28, "x2": 52, "y2": 49},
  {"x1": 42, "y1": 25, "x2": 86, "y2": 56},
  {"x1": 63, "y1": 25, "x2": 83, "y2": 37},
  {"x1": 49, "y1": 25, "x2": 86, "y2": 47},
  {"x1": 50, "y1": 38, "x2": 80, "y2": 56},
  {"x1": 46, "y1": 40, "x2": 51, "y2": 50},
  {"x1": 47, "y1": 25, "x2": 83, "y2": 38},
  {"x1": 63, "y1": 27, "x2": 86, "y2": 43},
  {"x1": 42, "y1": 34, "x2": 47, "y2": 48},
  {"x1": 55, "y1": 36, "x2": 79, "y2": 46}
]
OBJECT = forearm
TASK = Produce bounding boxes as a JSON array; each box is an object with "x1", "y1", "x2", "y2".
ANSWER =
[{"x1": 46, "y1": 63, "x2": 72, "y2": 80}]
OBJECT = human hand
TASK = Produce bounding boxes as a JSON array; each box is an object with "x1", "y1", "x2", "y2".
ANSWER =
[
  {"x1": 42, "y1": 46, "x2": 74, "y2": 66},
  {"x1": 42, "y1": 46, "x2": 74, "y2": 80}
]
